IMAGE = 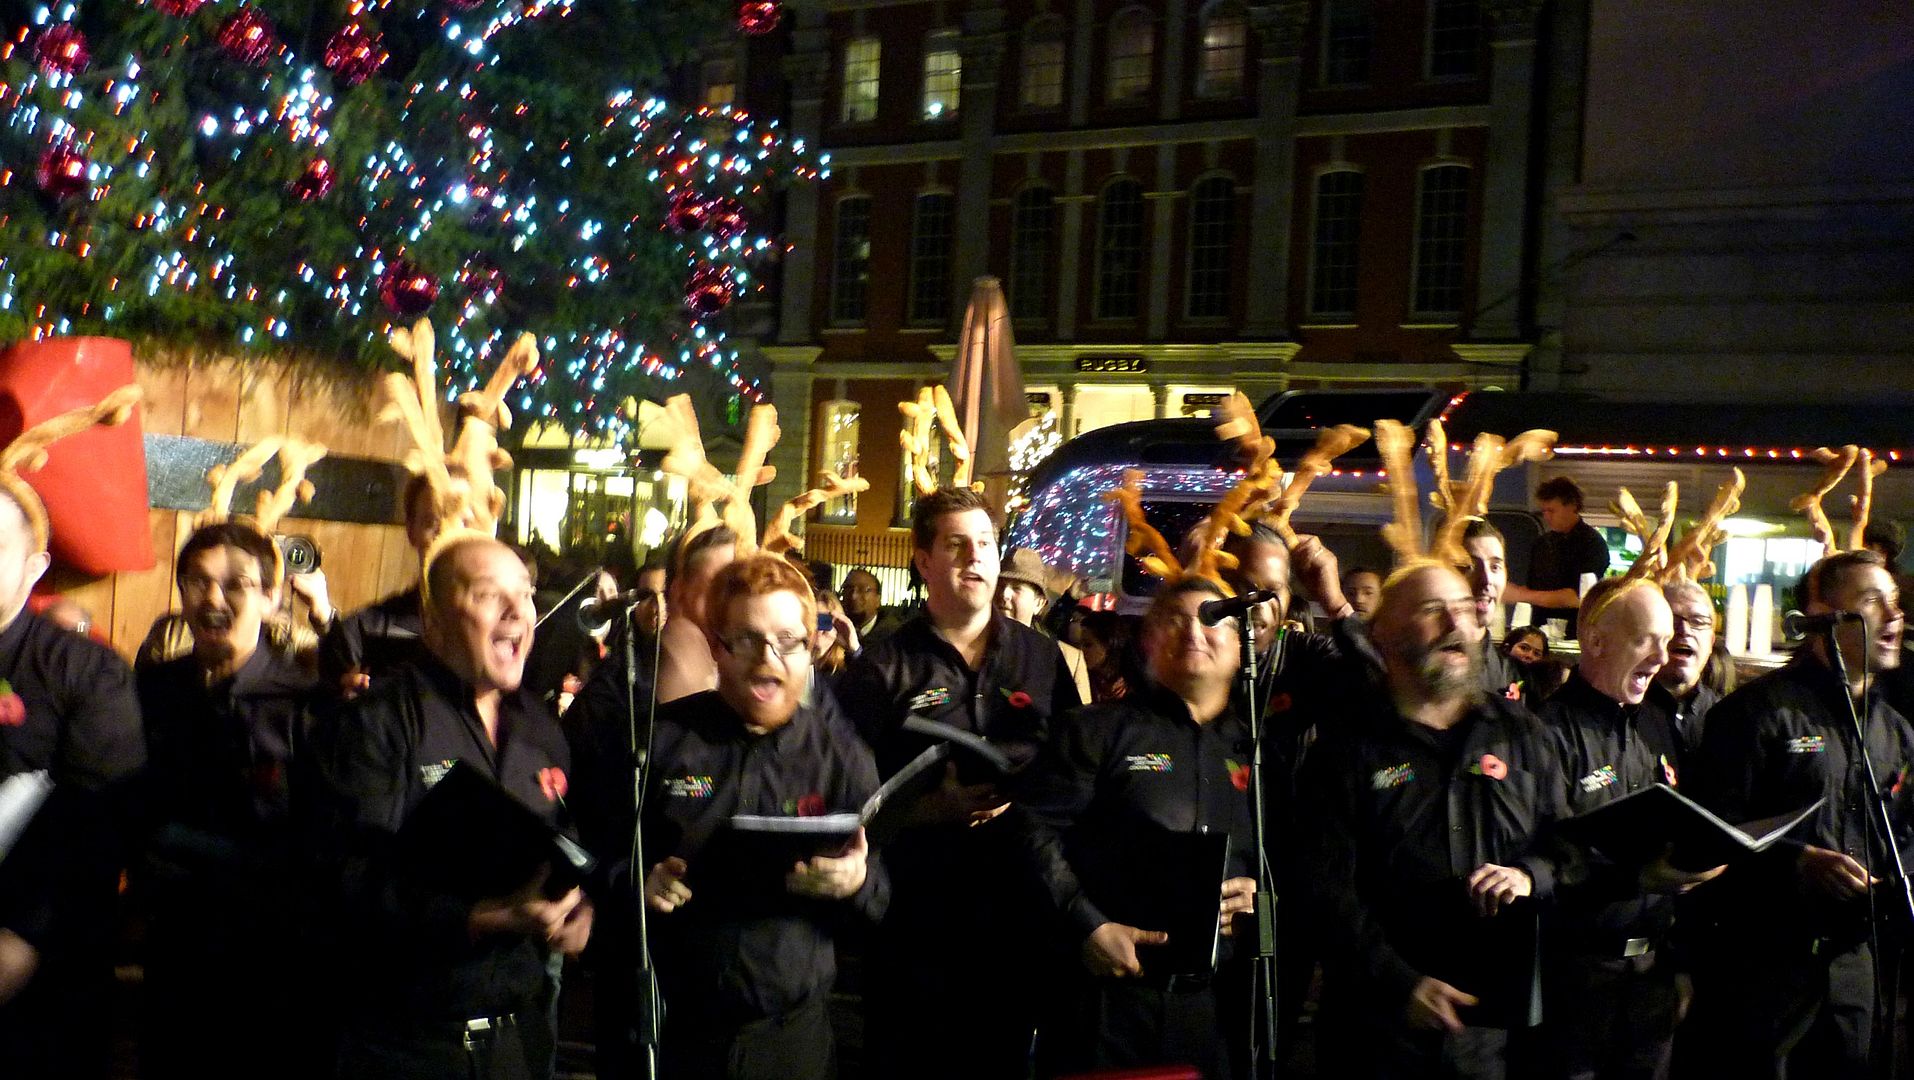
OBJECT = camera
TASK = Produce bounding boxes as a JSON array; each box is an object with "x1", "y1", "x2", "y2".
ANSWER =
[{"x1": 277, "y1": 534, "x2": 322, "y2": 575}]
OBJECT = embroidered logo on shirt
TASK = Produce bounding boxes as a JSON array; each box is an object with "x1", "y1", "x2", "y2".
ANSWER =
[
  {"x1": 1787, "y1": 735, "x2": 1828, "y2": 755},
  {"x1": 1578, "y1": 764, "x2": 1620, "y2": 793},
  {"x1": 419, "y1": 759, "x2": 456, "y2": 787},
  {"x1": 1372, "y1": 763, "x2": 1415, "y2": 790},
  {"x1": 1125, "y1": 753, "x2": 1173, "y2": 773},
  {"x1": 664, "y1": 775, "x2": 716, "y2": 798},
  {"x1": 909, "y1": 688, "x2": 952, "y2": 712}
]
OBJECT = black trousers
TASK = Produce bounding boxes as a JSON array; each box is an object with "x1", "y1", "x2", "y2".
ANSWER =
[
  {"x1": 1677, "y1": 938, "x2": 1879, "y2": 1080},
  {"x1": 1037, "y1": 972, "x2": 1242, "y2": 1080},
  {"x1": 862, "y1": 927, "x2": 1044, "y2": 1080},
  {"x1": 1542, "y1": 950, "x2": 1682, "y2": 1080},
  {"x1": 333, "y1": 1013, "x2": 553, "y2": 1080},
  {"x1": 1318, "y1": 991, "x2": 1512, "y2": 1080},
  {"x1": 661, "y1": 994, "x2": 834, "y2": 1080}
]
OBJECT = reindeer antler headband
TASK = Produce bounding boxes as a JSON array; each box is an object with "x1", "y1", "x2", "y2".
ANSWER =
[
  {"x1": 900, "y1": 385, "x2": 978, "y2": 495},
  {"x1": 1212, "y1": 391, "x2": 1369, "y2": 548},
  {"x1": 0, "y1": 384, "x2": 142, "y2": 554},
  {"x1": 1791, "y1": 445, "x2": 1887, "y2": 558},
  {"x1": 380, "y1": 318, "x2": 537, "y2": 590},
  {"x1": 196, "y1": 436, "x2": 330, "y2": 583},
  {"x1": 1374, "y1": 418, "x2": 1557, "y2": 573}
]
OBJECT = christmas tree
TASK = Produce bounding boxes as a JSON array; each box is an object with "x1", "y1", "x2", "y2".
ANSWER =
[{"x1": 0, "y1": 0, "x2": 816, "y2": 430}]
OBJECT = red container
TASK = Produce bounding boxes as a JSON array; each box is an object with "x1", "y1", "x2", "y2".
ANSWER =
[{"x1": 0, "y1": 336, "x2": 152, "y2": 572}]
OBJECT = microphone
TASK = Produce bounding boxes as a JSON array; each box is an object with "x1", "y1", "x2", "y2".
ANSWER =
[
  {"x1": 578, "y1": 591, "x2": 648, "y2": 631},
  {"x1": 1198, "y1": 589, "x2": 1282, "y2": 627},
  {"x1": 1782, "y1": 609, "x2": 1864, "y2": 639}
]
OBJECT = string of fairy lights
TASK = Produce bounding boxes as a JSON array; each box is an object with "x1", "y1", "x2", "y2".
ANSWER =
[{"x1": 0, "y1": 0, "x2": 822, "y2": 435}]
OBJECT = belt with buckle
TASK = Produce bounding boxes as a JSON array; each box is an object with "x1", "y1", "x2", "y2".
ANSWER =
[
  {"x1": 1621, "y1": 937, "x2": 1652, "y2": 959},
  {"x1": 458, "y1": 1013, "x2": 517, "y2": 1050}
]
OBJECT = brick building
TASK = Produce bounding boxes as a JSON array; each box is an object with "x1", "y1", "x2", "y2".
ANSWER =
[{"x1": 717, "y1": 0, "x2": 1556, "y2": 578}]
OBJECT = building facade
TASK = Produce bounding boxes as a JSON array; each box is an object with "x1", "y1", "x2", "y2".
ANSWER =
[{"x1": 739, "y1": 0, "x2": 1552, "y2": 575}]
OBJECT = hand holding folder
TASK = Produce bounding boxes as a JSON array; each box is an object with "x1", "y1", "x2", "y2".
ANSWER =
[{"x1": 1554, "y1": 783, "x2": 1823, "y2": 873}]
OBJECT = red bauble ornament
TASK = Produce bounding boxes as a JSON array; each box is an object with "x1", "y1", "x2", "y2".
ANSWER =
[
  {"x1": 35, "y1": 142, "x2": 90, "y2": 200},
  {"x1": 322, "y1": 23, "x2": 386, "y2": 87},
  {"x1": 33, "y1": 24, "x2": 89, "y2": 75},
  {"x1": 665, "y1": 190, "x2": 708, "y2": 234},
  {"x1": 736, "y1": 0, "x2": 782, "y2": 35},
  {"x1": 685, "y1": 265, "x2": 736, "y2": 315},
  {"x1": 704, "y1": 197, "x2": 748, "y2": 240},
  {"x1": 378, "y1": 259, "x2": 440, "y2": 316},
  {"x1": 218, "y1": 9, "x2": 278, "y2": 65},
  {"x1": 288, "y1": 158, "x2": 335, "y2": 201},
  {"x1": 152, "y1": 0, "x2": 206, "y2": 15}
]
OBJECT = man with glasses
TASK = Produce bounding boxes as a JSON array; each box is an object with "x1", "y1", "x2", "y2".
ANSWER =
[
  {"x1": 133, "y1": 521, "x2": 321, "y2": 1078},
  {"x1": 1300, "y1": 562, "x2": 1569, "y2": 1079},
  {"x1": 629, "y1": 553, "x2": 884, "y2": 1080},
  {"x1": 304, "y1": 536, "x2": 591, "y2": 1079},
  {"x1": 1655, "y1": 580, "x2": 1722, "y2": 752},
  {"x1": 838, "y1": 485, "x2": 1081, "y2": 1080},
  {"x1": 1019, "y1": 578, "x2": 1260, "y2": 1077}
]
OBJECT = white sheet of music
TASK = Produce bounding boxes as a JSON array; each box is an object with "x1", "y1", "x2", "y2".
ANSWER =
[{"x1": 0, "y1": 770, "x2": 52, "y2": 863}]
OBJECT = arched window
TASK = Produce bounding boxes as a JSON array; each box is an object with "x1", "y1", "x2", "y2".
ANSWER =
[
  {"x1": 1106, "y1": 8, "x2": 1154, "y2": 103},
  {"x1": 1185, "y1": 175, "x2": 1235, "y2": 318},
  {"x1": 829, "y1": 195, "x2": 872, "y2": 324},
  {"x1": 1020, "y1": 17, "x2": 1067, "y2": 109},
  {"x1": 923, "y1": 29, "x2": 962, "y2": 119},
  {"x1": 1309, "y1": 170, "x2": 1364, "y2": 318},
  {"x1": 1195, "y1": 2, "x2": 1247, "y2": 98},
  {"x1": 1009, "y1": 186, "x2": 1055, "y2": 320},
  {"x1": 1095, "y1": 179, "x2": 1146, "y2": 320},
  {"x1": 909, "y1": 192, "x2": 956, "y2": 323},
  {"x1": 1411, "y1": 164, "x2": 1470, "y2": 318}
]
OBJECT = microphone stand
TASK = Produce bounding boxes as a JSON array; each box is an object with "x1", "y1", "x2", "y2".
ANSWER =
[
  {"x1": 622, "y1": 604, "x2": 665, "y2": 1079},
  {"x1": 1819, "y1": 623, "x2": 1912, "y2": 1078},
  {"x1": 1236, "y1": 616, "x2": 1284, "y2": 1080},
  {"x1": 536, "y1": 566, "x2": 606, "y2": 630}
]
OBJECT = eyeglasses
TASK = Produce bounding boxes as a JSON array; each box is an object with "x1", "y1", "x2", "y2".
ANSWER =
[
  {"x1": 179, "y1": 573, "x2": 262, "y2": 597},
  {"x1": 718, "y1": 631, "x2": 811, "y2": 658}
]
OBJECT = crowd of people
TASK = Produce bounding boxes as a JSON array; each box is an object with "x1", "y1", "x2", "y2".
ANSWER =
[{"x1": 1, "y1": 442, "x2": 1911, "y2": 1080}]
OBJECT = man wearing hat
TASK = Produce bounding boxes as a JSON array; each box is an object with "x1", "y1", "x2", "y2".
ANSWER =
[{"x1": 998, "y1": 547, "x2": 1093, "y2": 703}]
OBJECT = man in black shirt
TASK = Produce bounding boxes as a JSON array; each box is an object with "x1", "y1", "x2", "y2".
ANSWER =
[
  {"x1": 1301, "y1": 562, "x2": 1569, "y2": 1079},
  {"x1": 0, "y1": 475, "x2": 144, "y2": 1080},
  {"x1": 1507, "y1": 476, "x2": 1610, "y2": 638},
  {"x1": 1536, "y1": 577, "x2": 1722, "y2": 1080},
  {"x1": 318, "y1": 472, "x2": 448, "y2": 699},
  {"x1": 837, "y1": 486, "x2": 1080, "y2": 1080},
  {"x1": 134, "y1": 521, "x2": 322, "y2": 1079},
  {"x1": 304, "y1": 536, "x2": 592, "y2": 1080},
  {"x1": 1653, "y1": 579, "x2": 1722, "y2": 754},
  {"x1": 631, "y1": 553, "x2": 884, "y2": 1079},
  {"x1": 1020, "y1": 577, "x2": 1259, "y2": 1078},
  {"x1": 1685, "y1": 549, "x2": 1911, "y2": 1078}
]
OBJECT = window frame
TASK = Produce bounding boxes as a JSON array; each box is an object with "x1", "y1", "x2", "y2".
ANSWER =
[
  {"x1": 1019, "y1": 16, "x2": 1068, "y2": 110},
  {"x1": 840, "y1": 36, "x2": 882, "y2": 123},
  {"x1": 828, "y1": 194, "x2": 873, "y2": 326},
  {"x1": 1194, "y1": 1, "x2": 1248, "y2": 99},
  {"x1": 1424, "y1": 0, "x2": 1483, "y2": 81},
  {"x1": 1105, "y1": 7, "x2": 1156, "y2": 104},
  {"x1": 907, "y1": 190, "x2": 957, "y2": 325},
  {"x1": 1183, "y1": 173, "x2": 1236, "y2": 320},
  {"x1": 1319, "y1": 0, "x2": 1374, "y2": 88},
  {"x1": 1009, "y1": 184, "x2": 1056, "y2": 322},
  {"x1": 1307, "y1": 167, "x2": 1365, "y2": 321},
  {"x1": 1408, "y1": 162, "x2": 1471, "y2": 322},
  {"x1": 1093, "y1": 177, "x2": 1147, "y2": 321},
  {"x1": 815, "y1": 400, "x2": 862, "y2": 524},
  {"x1": 922, "y1": 28, "x2": 963, "y2": 121}
]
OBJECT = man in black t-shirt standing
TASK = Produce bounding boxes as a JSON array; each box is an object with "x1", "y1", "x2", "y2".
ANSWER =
[{"x1": 1506, "y1": 476, "x2": 1611, "y2": 638}]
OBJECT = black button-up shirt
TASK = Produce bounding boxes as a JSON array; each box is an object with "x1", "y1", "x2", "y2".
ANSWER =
[
  {"x1": 318, "y1": 586, "x2": 424, "y2": 694},
  {"x1": 1018, "y1": 685, "x2": 1256, "y2": 947},
  {"x1": 634, "y1": 688, "x2": 887, "y2": 1022},
  {"x1": 136, "y1": 640, "x2": 317, "y2": 937},
  {"x1": 1300, "y1": 694, "x2": 1568, "y2": 1023},
  {"x1": 1538, "y1": 670, "x2": 1684, "y2": 947},
  {"x1": 1527, "y1": 521, "x2": 1610, "y2": 635},
  {"x1": 301, "y1": 654, "x2": 572, "y2": 1023},
  {"x1": 1691, "y1": 655, "x2": 1914, "y2": 943},
  {"x1": 0, "y1": 612, "x2": 144, "y2": 954}
]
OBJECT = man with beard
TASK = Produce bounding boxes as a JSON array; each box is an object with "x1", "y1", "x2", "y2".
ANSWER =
[
  {"x1": 629, "y1": 554, "x2": 884, "y2": 1079},
  {"x1": 1684, "y1": 549, "x2": 1913, "y2": 1078},
  {"x1": 134, "y1": 522, "x2": 321, "y2": 1079},
  {"x1": 1653, "y1": 581, "x2": 1721, "y2": 754},
  {"x1": 1535, "y1": 577, "x2": 1722, "y2": 1080},
  {"x1": 1300, "y1": 563, "x2": 1569, "y2": 1078},
  {"x1": 303, "y1": 537, "x2": 592, "y2": 1079},
  {"x1": 1020, "y1": 578, "x2": 1260, "y2": 1078},
  {"x1": 837, "y1": 486, "x2": 1080, "y2": 1079}
]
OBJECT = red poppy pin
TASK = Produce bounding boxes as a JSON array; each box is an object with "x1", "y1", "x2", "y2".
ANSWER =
[
  {"x1": 1003, "y1": 689, "x2": 1033, "y2": 709},
  {"x1": 1226, "y1": 759, "x2": 1251, "y2": 792},
  {"x1": 0, "y1": 680, "x2": 23, "y2": 727},
  {"x1": 1478, "y1": 753, "x2": 1509, "y2": 781},
  {"x1": 1267, "y1": 692, "x2": 1293, "y2": 714},
  {"x1": 1504, "y1": 682, "x2": 1523, "y2": 701},
  {"x1": 537, "y1": 766, "x2": 569, "y2": 803},
  {"x1": 1662, "y1": 755, "x2": 1679, "y2": 788},
  {"x1": 795, "y1": 792, "x2": 828, "y2": 817}
]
